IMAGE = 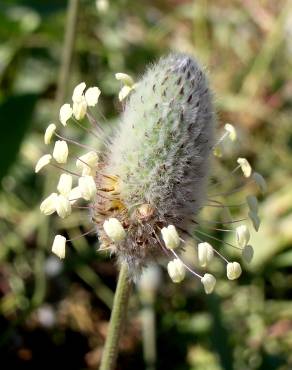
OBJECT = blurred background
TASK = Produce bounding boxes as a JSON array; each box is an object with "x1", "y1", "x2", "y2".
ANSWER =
[{"x1": 1, "y1": 0, "x2": 292, "y2": 369}]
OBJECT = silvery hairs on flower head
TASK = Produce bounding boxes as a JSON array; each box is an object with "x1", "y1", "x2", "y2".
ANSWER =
[{"x1": 35, "y1": 53, "x2": 266, "y2": 294}]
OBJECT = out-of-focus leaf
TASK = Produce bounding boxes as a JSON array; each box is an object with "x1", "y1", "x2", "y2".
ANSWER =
[
  {"x1": 208, "y1": 294, "x2": 234, "y2": 370},
  {"x1": 260, "y1": 351, "x2": 287, "y2": 370},
  {"x1": 0, "y1": 94, "x2": 38, "y2": 184},
  {"x1": 247, "y1": 184, "x2": 292, "y2": 270},
  {"x1": 273, "y1": 250, "x2": 292, "y2": 268}
]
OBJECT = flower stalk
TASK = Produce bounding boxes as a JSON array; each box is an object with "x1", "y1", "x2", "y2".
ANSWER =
[{"x1": 99, "y1": 262, "x2": 132, "y2": 370}]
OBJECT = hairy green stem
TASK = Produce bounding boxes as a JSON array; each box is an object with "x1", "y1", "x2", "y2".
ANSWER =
[
  {"x1": 99, "y1": 263, "x2": 132, "y2": 370},
  {"x1": 55, "y1": 0, "x2": 79, "y2": 111}
]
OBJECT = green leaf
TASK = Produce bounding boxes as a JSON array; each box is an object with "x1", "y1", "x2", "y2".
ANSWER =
[{"x1": 0, "y1": 94, "x2": 38, "y2": 184}]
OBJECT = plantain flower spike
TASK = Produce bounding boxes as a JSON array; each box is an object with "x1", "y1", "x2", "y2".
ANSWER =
[{"x1": 35, "y1": 53, "x2": 265, "y2": 292}]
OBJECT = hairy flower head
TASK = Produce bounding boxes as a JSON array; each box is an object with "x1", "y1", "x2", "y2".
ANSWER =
[
  {"x1": 36, "y1": 53, "x2": 266, "y2": 293},
  {"x1": 94, "y1": 54, "x2": 215, "y2": 274}
]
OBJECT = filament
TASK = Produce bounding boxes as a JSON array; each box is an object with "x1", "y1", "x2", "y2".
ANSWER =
[
  {"x1": 193, "y1": 234, "x2": 229, "y2": 264},
  {"x1": 50, "y1": 163, "x2": 80, "y2": 177},
  {"x1": 171, "y1": 249, "x2": 202, "y2": 279},
  {"x1": 193, "y1": 218, "x2": 247, "y2": 225},
  {"x1": 72, "y1": 117, "x2": 100, "y2": 140},
  {"x1": 195, "y1": 229, "x2": 241, "y2": 251},
  {"x1": 66, "y1": 228, "x2": 96, "y2": 242},
  {"x1": 54, "y1": 132, "x2": 100, "y2": 153}
]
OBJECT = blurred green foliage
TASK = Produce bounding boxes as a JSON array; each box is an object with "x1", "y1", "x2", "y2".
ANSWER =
[{"x1": 0, "y1": 0, "x2": 292, "y2": 369}]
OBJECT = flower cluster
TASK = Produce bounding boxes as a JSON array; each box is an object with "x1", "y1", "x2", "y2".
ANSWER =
[
  {"x1": 35, "y1": 82, "x2": 101, "y2": 257},
  {"x1": 35, "y1": 54, "x2": 266, "y2": 294}
]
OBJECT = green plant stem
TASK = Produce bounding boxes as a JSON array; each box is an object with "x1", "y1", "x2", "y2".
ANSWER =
[
  {"x1": 99, "y1": 263, "x2": 132, "y2": 370},
  {"x1": 55, "y1": 0, "x2": 79, "y2": 111}
]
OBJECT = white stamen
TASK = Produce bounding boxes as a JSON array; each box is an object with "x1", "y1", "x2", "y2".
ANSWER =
[
  {"x1": 35, "y1": 154, "x2": 52, "y2": 173},
  {"x1": 40, "y1": 192, "x2": 58, "y2": 215},
  {"x1": 167, "y1": 258, "x2": 186, "y2": 283},
  {"x1": 115, "y1": 73, "x2": 134, "y2": 87},
  {"x1": 59, "y1": 104, "x2": 72, "y2": 126},
  {"x1": 237, "y1": 158, "x2": 252, "y2": 178},
  {"x1": 103, "y1": 218, "x2": 126, "y2": 243},
  {"x1": 53, "y1": 140, "x2": 69, "y2": 164},
  {"x1": 55, "y1": 194, "x2": 71, "y2": 218},
  {"x1": 69, "y1": 186, "x2": 82, "y2": 205},
  {"x1": 201, "y1": 273, "x2": 216, "y2": 294},
  {"x1": 226, "y1": 262, "x2": 242, "y2": 280},
  {"x1": 224, "y1": 123, "x2": 237, "y2": 141},
  {"x1": 118, "y1": 85, "x2": 133, "y2": 101},
  {"x1": 171, "y1": 249, "x2": 202, "y2": 279},
  {"x1": 72, "y1": 82, "x2": 86, "y2": 103},
  {"x1": 236, "y1": 225, "x2": 250, "y2": 248},
  {"x1": 198, "y1": 242, "x2": 214, "y2": 267},
  {"x1": 57, "y1": 174, "x2": 73, "y2": 196},
  {"x1": 44, "y1": 123, "x2": 56, "y2": 145},
  {"x1": 161, "y1": 225, "x2": 180, "y2": 250},
  {"x1": 73, "y1": 97, "x2": 87, "y2": 120},
  {"x1": 52, "y1": 235, "x2": 66, "y2": 259},
  {"x1": 85, "y1": 87, "x2": 101, "y2": 107},
  {"x1": 78, "y1": 175, "x2": 96, "y2": 201},
  {"x1": 76, "y1": 151, "x2": 99, "y2": 176}
]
